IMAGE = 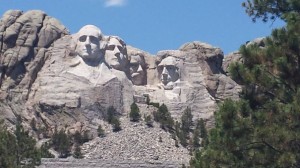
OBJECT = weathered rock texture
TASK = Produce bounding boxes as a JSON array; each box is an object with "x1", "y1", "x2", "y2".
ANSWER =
[{"x1": 0, "y1": 10, "x2": 242, "y2": 166}]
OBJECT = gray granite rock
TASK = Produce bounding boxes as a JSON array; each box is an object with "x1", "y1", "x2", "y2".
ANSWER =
[{"x1": 0, "y1": 10, "x2": 242, "y2": 167}]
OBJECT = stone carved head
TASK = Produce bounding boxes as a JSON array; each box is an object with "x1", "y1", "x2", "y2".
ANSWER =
[
  {"x1": 158, "y1": 56, "x2": 179, "y2": 87},
  {"x1": 105, "y1": 36, "x2": 129, "y2": 71},
  {"x1": 75, "y1": 25, "x2": 103, "y2": 63},
  {"x1": 130, "y1": 55, "x2": 146, "y2": 85}
]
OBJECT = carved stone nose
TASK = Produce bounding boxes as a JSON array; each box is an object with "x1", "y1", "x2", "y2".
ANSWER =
[
  {"x1": 162, "y1": 66, "x2": 167, "y2": 75},
  {"x1": 137, "y1": 65, "x2": 143, "y2": 73},
  {"x1": 84, "y1": 37, "x2": 91, "y2": 46},
  {"x1": 115, "y1": 52, "x2": 120, "y2": 57}
]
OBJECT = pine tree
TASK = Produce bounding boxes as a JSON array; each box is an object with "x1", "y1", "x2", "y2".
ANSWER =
[
  {"x1": 155, "y1": 104, "x2": 174, "y2": 131},
  {"x1": 192, "y1": 121, "x2": 200, "y2": 149},
  {"x1": 52, "y1": 129, "x2": 71, "y2": 158},
  {"x1": 106, "y1": 106, "x2": 118, "y2": 124},
  {"x1": 144, "y1": 114, "x2": 153, "y2": 127},
  {"x1": 30, "y1": 118, "x2": 37, "y2": 132},
  {"x1": 73, "y1": 144, "x2": 83, "y2": 159},
  {"x1": 181, "y1": 107, "x2": 193, "y2": 134},
  {"x1": 73, "y1": 131, "x2": 82, "y2": 144},
  {"x1": 191, "y1": 1, "x2": 300, "y2": 167},
  {"x1": 40, "y1": 142, "x2": 54, "y2": 158},
  {"x1": 129, "y1": 102, "x2": 141, "y2": 122},
  {"x1": 15, "y1": 116, "x2": 41, "y2": 166},
  {"x1": 111, "y1": 117, "x2": 121, "y2": 132},
  {"x1": 0, "y1": 118, "x2": 47, "y2": 167},
  {"x1": 198, "y1": 119, "x2": 208, "y2": 147},
  {"x1": 97, "y1": 125, "x2": 105, "y2": 137}
]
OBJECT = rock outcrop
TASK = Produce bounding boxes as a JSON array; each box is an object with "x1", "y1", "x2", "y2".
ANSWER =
[{"x1": 0, "y1": 10, "x2": 242, "y2": 165}]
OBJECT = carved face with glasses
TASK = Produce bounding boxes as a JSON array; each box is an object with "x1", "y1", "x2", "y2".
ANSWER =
[
  {"x1": 105, "y1": 36, "x2": 128, "y2": 71},
  {"x1": 75, "y1": 25, "x2": 103, "y2": 62}
]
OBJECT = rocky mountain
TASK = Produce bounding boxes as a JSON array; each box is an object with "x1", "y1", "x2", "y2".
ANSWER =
[{"x1": 0, "y1": 10, "x2": 241, "y2": 166}]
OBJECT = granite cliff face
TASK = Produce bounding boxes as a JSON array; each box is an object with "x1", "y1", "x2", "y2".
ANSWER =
[{"x1": 0, "y1": 10, "x2": 241, "y2": 165}]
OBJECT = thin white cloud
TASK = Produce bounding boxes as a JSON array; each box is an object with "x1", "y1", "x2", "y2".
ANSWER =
[{"x1": 105, "y1": 0, "x2": 126, "y2": 7}]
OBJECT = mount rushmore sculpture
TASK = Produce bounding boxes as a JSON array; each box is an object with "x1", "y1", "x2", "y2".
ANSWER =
[{"x1": 0, "y1": 10, "x2": 240, "y2": 135}]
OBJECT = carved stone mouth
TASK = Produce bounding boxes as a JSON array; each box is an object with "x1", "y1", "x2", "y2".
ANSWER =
[{"x1": 131, "y1": 72, "x2": 140, "y2": 78}]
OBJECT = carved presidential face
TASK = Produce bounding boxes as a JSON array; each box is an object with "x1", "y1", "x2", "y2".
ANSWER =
[
  {"x1": 75, "y1": 25, "x2": 102, "y2": 62},
  {"x1": 158, "y1": 56, "x2": 179, "y2": 85},
  {"x1": 105, "y1": 37, "x2": 128, "y2": 71},
  {"x1": 130, "y1": 55, "x2": 146, "y2": 85}
]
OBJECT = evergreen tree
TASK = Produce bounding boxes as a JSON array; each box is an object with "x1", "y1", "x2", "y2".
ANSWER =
[
  {"x1": 39, "y1": 142, "x2": 54, "y2": 158},
  {"x1": 144, "y1": 114, "x2": 153, "y2": 127},
  {"x1": 52, "y1": 129, "x2": 71, "y2": 158},
  {"x1": 192, "y1": 121, "x2": 200, "y2": 149},
  {"x1": 15, "y1": 116, "x2": 41, "y2": 167},
  {"x1": 106, "y1": 106, "x2": 118, "y2": 124},
  {"x1": 129, "y1": 102, "x2": 141, "y2": 122},
  {"x1": 0, "y1": 118, "x2": 51, "y2": 167},
  {"x1": 73, "y1": 131, "x2": 83, "y2": 144},
  {"x1": 197, "y1": 118, "x2": 208, "y2": 147},
  {"x1": 73, "y1": 144, "x2": 83, "y2": 159},
  {"x1": 30, "y1": 118, "x2": 37, "y2": 132},
  {"x1": 0, "y1": 121, "x2": 18, "y2": 168},
  {"x1": 181, "y1": 107, "x2": 193, "y2": 134},
  {"x1": 155, "y1": 104, "x2": 174, "y2": 131},
  {"x1": 111, "y1": 117, "x2": 121, "y2": 132},
  {"x1": 191, "y1": 1, "x2": 300, "y2": 167},
  {"x1": 97, "y1": 125, "x2": 105, "y2": 137},
  {"x1": 82, "y1": 130, "x2": 90, "y2": 143}
]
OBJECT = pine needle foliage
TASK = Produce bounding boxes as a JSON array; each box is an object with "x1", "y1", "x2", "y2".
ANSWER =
[{"x1": 191, "y1": 1, "x2": 300, "y2": 167}]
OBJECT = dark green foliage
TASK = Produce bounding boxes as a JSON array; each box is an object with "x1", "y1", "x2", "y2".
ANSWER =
[
  {"x1": 111, "y1": 118, "x2": 121, "y2": 132},
  {"x1": 73, "y1": 144, "x2": 83, "y2": 159},
  {"x1": 181, "y1": 107, "x2": 193, "y2": 134},
  {"x1": 51, "y1": 128, "x2": 71, "y2": 158},
  {"x1": 191, "y1": 1, "x2": 300, "y2": 167},
  {"x1": 73, "y1": 131, "x2": 82, "y2": 144},
  {"x1": 105, "y1": 106, "x2": 122, "y2": 132},
  {"x1": 82, "y1": 131, "x2": 90, "y2": 143},
  {"x1": 129, "y1": 102, "x2": 141, "y2": 122},
  {"x1": 40, "y1": 142, "x2": 54, "y2": 158},
  {"x1": 174, "y1": 120, "x2": 187, "y2": 147},
  {"x1": 198, "y1": 119, "x2": 208, "y2": 147},
  {"x1": 154, "y1": 104, "x2": 174, "y2": 131},
  {"x1": 242, "y1": 0, "x2": 300, "y2": 22},
  {"x1": 97, "y1": 125, "x2": 105, "y2": 137},
  {"x1": 106, "y1": 106, "x2": 118, "y2": 124},
  {"x1": 30, "y1": 118, "x2": 37, "y2": 132},
  {"x1": 0, "y1": 118, "x2": 53, "y2": 168},
  {"x1": 72, "y1": 130, "x2": 90, "y2": 145},
  {"x1": 192, "y1": 122, "x2": 200, "y2": 148},
  {"x1": 177, "y1": 129, "x2": 188, "y2": 147},
  {"x1": 14, "y1": 116, "x2": 41, "y2": 167},
  {"x1": 144, "y1": 114, "x2": 153, "y2": 127}
]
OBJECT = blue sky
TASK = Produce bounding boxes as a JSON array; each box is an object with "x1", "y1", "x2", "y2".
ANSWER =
[{"x1": 0, "y1": 0, "x2": 284, "y2": 55}]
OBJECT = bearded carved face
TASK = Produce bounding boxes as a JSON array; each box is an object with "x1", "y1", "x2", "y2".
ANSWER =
[
  {"x1": 75, "y1": 25, "x2": 102, "y2": 62},
  {"x1": 105, "y1": 36, "x2": 128, "y2": 71},
  {"x1": 130, "y1": 55, "x2": 146, "y2": 85},
  {"x1": 158, "y1": 56, "x2": 179, "y2": 86}
]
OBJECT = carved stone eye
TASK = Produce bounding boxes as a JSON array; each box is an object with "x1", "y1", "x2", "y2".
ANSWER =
[
  {"x1": 107, "y1": 45, "x2": 116, "y2": 51},
  {"x1": 117, "y1": 46, "x2": 123, "y2": 52},
  {"x1": 89, "y1": 36, "x2": 98, "y2": 44},
  {"x1": 79, "y1": 35, "x2": 87, "y2": 42}
]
